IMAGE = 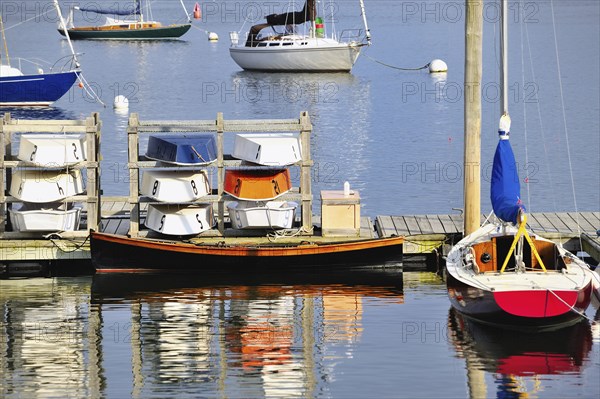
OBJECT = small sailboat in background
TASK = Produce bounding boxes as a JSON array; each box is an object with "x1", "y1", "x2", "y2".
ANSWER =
[
  {"x1": 0, "y1": 2, "x2": 80, "y2": 106},
  {"x1": 445, "y1": 0, "x2": 594, "y2": 332},
  {"x1": 58, "y1": 0, "x2": 192, "y2": 40},
  {"x1": 229, "y1": 0, "x2": 371, "y2": 72}
]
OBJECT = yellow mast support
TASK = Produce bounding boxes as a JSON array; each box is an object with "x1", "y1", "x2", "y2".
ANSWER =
[{"x1": 499, "y1": 213, "x2": 547, "y2": 273}]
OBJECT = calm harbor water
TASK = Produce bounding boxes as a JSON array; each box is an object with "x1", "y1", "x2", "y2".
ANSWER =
[{"x1": 1, "y1": 0, "x2": 599, "y2": 397}]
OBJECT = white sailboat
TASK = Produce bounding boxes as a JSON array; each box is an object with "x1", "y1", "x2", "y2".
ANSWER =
[{"x1": 229, "y1": 0, "x2": 371, "y2": 72}]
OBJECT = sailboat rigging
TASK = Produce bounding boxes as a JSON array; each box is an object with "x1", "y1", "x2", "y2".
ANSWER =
[
  {"x1": 444, "y1": 0, "x2": 595, "y2": 332},
  {"x1": 229, "y1": 0, "x2": 371, "y2": 72},
  {"x1": 57, "y1": 0, "x2": 191, "y2": 40}
]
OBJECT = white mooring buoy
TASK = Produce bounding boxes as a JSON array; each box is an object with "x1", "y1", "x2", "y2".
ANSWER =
[
  {"x1": 113, "y1": 95, "x2": 129, "y2": 109},
  {"x1": 208, "y1": 32, "x2": 219, "y2": 42},
  {"x1": 429, "y1": 59, "x2": 448, "y2": 73}
]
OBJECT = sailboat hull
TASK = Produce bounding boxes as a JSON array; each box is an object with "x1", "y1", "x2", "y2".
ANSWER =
[
  {"x1": 0, "y1": 71, "x2": 79, "y2": 106},
  {"x1": 446, "y1": 272, "x2": 593, "y2": 332},
  {"x1": 445, "y1": 225, "x2": 594, "y2": 332},
  {"x1": 229, "y1": 41, "x2": 362, "y2": 72},
  {"x1": 58, "y1": 24, "x2": 191, "y2": 40}
]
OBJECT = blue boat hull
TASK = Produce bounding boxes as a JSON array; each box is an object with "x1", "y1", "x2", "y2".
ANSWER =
[
  {"x1": 0, "y1": 70, "x2": 79, "y2": 106},
  {"x1": 145, "y1": 134, "x2": 218, "y2": 165}
]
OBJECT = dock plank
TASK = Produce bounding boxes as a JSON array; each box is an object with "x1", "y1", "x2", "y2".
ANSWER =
[
  {"x1": 402, "y1": 215, "x2": 422, "y2": 236},
  {"x1": 448, "y1": 214, "x2": 464, "y2": 233},
  {"x1": 426, "y1": 215, "x2": 446, "y2": 235},
  {"x1": 376, "y1": 215, "x2": 399, "y2": 237},
  {"x1": 543, "y1": 212, "x2": 572, "y2": 233},
  {"x1": 391, "y1": 216, "x2": 410, "y2": 236},
  {"x1": 414, "y1": 215, "x2": 434, "y2": 234},
  {"x1": 579, "y1": 212, "x2": 600, "y2": 231},
  {"x1": 559, "y1": 212, "x2": 594, "y2": 233},
  {"x1": 438, "y1": 214, "x2": 460, "y2": 234}
]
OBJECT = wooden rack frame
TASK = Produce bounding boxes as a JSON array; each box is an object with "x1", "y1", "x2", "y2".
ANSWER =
[
  {"x1": 127, "y1": 111, "x2": 313, "y2": 237},
  {"x1": 0, "y1": 113, "x2": 102, "y2": 238}
]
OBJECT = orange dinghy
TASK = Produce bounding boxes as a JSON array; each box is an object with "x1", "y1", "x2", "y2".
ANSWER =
[{"x1": 224, "y1": 169, "x2": 292, "y2": 200}]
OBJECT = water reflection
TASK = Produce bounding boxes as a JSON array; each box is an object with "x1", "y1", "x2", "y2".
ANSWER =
[
  {"x1": 95, "y1": 272, "x2": 401, "y2": 398},
  {"x1": 447, "y1": 307, "x2": 594, "y2": 398},
  {"x1": 0, "y1": 278, "x2": 100, "y2": 398},
  {"x1": 0, "y1": 273, "x2": 402, "y2": 398}
]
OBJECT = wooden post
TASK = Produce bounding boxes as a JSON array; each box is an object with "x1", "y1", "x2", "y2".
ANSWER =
[
  {"x1": 216, "y1": 112, "x2": 225, "y2": 234},
  {"x1": 128, "y1": 113, "x2": 140, "y2": 237},
  {"x1": 0, "y1": 114, "x2": 6, "y2": 235},
  {"x1": 463, "y1": 0, "x2": 483, "y2": 236},
  {"x1": 299, "y1": 111, "x2": 312, "y2": 232},
  {"x1": 85, "y1": 113, "x2": 101, "y2": 232}
]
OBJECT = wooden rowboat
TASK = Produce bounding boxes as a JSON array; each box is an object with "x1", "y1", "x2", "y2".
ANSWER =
[
  {"x1": 9, "y1": 169, "x2": 85, "y2": 203},
  {"x1": 141, "y1": 170, "x2": 210, "y2": 202},
  {"x1": 145, "y1": 134, "x2": 217, "y2": 165},
  {"x1": 232, "y1": 133, "x2": 302, "y2": 166},
  {"x1": 9, "y1": 202, "x2": 81, "y2": 232},
  {"x1": 224, "y1": 169, "x2": 292, "y2": 200},
  {"x1": 145, "y1": 204, "x2": 214, "y2": 235},
  {"x1": 90, "y1": 231, "x2": 404, "y2": 273},
  {"x1": 227, "y1": 201, "x2": 298, "y2": 230},
  {"x1": 17, "y1": 134, "x2": 86, "y2": 166}
]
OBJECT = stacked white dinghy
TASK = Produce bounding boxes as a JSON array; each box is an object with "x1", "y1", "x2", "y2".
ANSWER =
[
  {"x1": 142, "y1": 134, "x2": 215, "y2": 235},
  {"x1": 9, "y1": 134, "x2": 86, "y2": 232},
  {"x1": 227, "y1": 133, "x2": 299, "y2": 230}
]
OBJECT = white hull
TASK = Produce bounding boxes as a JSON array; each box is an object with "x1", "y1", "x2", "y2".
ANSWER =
[
  {"x1": 9, "y1": 169, "x2": 85, "y2": 203},
  {"x1": 229, "y1": 38, "x2": 362, "y2": 72},
  {"x1": 145, "y1": 204, "x2": 214, "y2": 235},
  {"x1": 17, "y1": 134, "x2": 87, "y2": 166},
  {"x1": 227, "y1": 201, "x2": 297, "y2": 230},
  {"x1": 9, "y1": 203, "x2": 81, "y2": 232},
  {"x1": 141, "y1": 170, "x2": 210, "y2": 202},
  {"x1": 232, "y1": 133, "x2": 301, "y2": 166}
]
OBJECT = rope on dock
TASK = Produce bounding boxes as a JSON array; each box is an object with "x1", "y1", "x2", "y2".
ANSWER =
[
  {"x1": 363, "y1": 54, "x2": 430, "y2": 71},
  {"x1": 48, "y1": 234, "x2": 91, "y2": 253}
]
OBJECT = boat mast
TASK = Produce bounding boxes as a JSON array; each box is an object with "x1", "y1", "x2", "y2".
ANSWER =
[
  {"x1": 358, "y1": 0, "x2": 371, "y2": 44},
  {"x1": 138, "y1": 0, "x2": 144, "y2": 23},
  {"x1": 53, "y1": 0, "x2": 80, "y2": 68},
  {"x1": 500, "y1": 0, "x2": 508, "y2": 115},
  {"x1": 463, "y1": 0, "x2": 483, "y2": 236}
]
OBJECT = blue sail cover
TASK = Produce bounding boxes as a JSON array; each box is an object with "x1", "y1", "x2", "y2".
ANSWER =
[
  {"x1": 491, "y1": 126, "x2": 524, "y2": 224},
  {"x1": 78, "y1": 2, "x2": 141, "y2": 16}
]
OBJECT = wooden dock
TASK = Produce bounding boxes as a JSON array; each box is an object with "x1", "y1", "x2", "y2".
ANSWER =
[
  {"x1": 1, "y1": 112, "x2": 598, "y2": 271},
  {"x1": 2, "y1": 201, "x2": 596, "y2": 263}
]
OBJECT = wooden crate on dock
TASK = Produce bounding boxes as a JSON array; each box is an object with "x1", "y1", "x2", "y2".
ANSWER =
[{"x1": 321, "y1": 190, "x2": 361, "y2": 237}]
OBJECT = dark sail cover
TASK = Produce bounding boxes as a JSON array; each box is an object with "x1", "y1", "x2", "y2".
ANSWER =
[
  {"x1": 78, "y1": 1, "x2": 141, "y2": 16},
  {"x1": 265, "y1": 0, "x2": 315, "y2": 26},
  {"x1": 491, "y1": 115, "x2": 524, "y2": 224},
  {"x1": 245, "y1": 0, "x2": 315, "y2": 46}
]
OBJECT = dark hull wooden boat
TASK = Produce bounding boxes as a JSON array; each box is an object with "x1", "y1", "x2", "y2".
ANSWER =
[
  {"x1": 224, "y1": 169, "x2": 292, "y2": 200},
  {"x1": 90, "y1": 231, "x2": 403, "y2": 273},
  {"x1": 58, "y1": 24, "x2": 191, "y2": 40},
  {"x1": 145, "y1": 134, "x2": 217, "y2": 165}
]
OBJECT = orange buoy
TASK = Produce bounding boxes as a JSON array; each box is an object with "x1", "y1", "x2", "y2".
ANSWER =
[
  {"x1": 78, "y1": 82, "x2": 84, "y2": 88},
  {"x1": 193, "y1": 2, "x2": 201, "y2": 20}
]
